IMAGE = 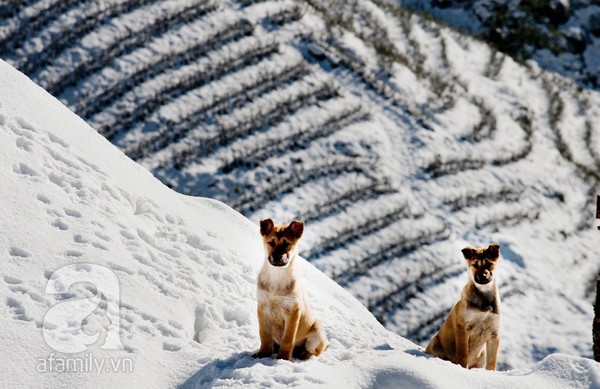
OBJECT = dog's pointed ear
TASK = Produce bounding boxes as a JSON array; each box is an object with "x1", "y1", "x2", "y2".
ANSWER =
[
  {"x1": 486, "y1": 244, "x2": 500, "y2": 260},
  {"x1": 461, "y1": 247, "x2": 476, "y2": 260},
  {"x1": 287, "y1": 220, "x2": 304, "y2": 239},
  {"x1": 260, "y1": 219, "x2": 274, "y2": 237}
]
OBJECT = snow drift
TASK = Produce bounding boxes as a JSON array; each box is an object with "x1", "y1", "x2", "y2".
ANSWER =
[{"x1": 0, "y1": 60, "x2": 598, "y2": 388}]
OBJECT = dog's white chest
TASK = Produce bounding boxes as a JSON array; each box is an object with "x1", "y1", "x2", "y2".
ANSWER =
[
  {"x1": 258, "y1": 289, "x2": 297, "y2": 313},
  {"x1": 257, "y1": 287, "x2": 302, "y2": 344},
  {"x1": 256, "y1": 267, "x2": 303, "y2": 319},
  {"x1": 463, "y1": 310, "x2": 499, "y2": 337}
]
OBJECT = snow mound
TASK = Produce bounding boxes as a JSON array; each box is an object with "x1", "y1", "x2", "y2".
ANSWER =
[{"x1": 0, "y1": 60, "x2": 598, "y2": 388}]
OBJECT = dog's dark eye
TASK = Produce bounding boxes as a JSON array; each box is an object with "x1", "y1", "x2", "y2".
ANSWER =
[
  {"x1": 282, "y1": 239, "x2": 287, "y2": 245},
  {"x1": 268, "y1": 240, "x2": 275, "y2": 247},
  {"x1": 472, "y1": 262, "x2": 479, "y2": 269}
]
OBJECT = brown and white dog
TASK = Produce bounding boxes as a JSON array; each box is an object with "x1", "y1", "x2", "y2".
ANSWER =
[
  {"x1": 253, "y1": 218, "x2": 328, "y2": 360},
  {"x1": 425, "y1": 244, "x2": 501, "y2": 370}
]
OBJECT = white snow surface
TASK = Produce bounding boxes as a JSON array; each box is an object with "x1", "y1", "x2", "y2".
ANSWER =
[
  {"x1": 2, "y1": 0, "x2": 600, "y2": 371},
  {"x1": 0, "y1": 61, "x2": 599, "y2": 388}
]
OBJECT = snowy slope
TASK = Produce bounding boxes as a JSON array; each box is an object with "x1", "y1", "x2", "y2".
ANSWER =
[
  {"x1": 1, "y1": 60, "x2": 599, "y2": 388},
  {"x1": 1, "y1": 0, "x2": 600, "y2": 370}
]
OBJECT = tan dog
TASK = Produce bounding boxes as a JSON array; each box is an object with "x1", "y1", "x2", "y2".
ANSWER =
[
  {"x1": 425, "y1": 244, "x2": 501, "y2": 370},
  {"x1": 253, "y1": 218, "x2": 328, "y2": 360}
]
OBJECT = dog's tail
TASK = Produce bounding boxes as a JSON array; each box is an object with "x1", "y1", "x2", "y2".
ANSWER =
[{"x1": 306, "y1": 320, "x2": 328, "y2": 356}]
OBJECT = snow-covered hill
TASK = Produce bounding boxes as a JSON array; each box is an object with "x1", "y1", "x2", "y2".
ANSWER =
[
  {"x1": 0, "y1": 58, "x2": 599, "y2": 388},
  {"x1": 1, "y1": 0, "x2": 599, "y2": 370}
]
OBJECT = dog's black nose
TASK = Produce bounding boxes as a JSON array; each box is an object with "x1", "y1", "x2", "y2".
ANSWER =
[
  {"x1": 475, "y1": 272, "x2": 492, "y2": 285},
  {"x1": 268, "y1": 254, "x2": 288, "y2": 267}
]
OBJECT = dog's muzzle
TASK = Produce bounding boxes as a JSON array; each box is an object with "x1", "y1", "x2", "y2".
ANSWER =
[
  {"x1": 474, "y1": 269, "x2": 492, "y2": 285},
  {"x1": 268, "y1": 254, "x2": 289, "y2": 267}
]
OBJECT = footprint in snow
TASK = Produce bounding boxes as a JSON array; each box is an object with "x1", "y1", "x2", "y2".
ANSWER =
[
  {"x1": 162, "y1": 342, "x2": 182, "y2": 352},
  {"x1": 91, "y1": 241, "x2": 109, "y2": 251},
  {"x1": 13, "y1": 162, "x2": 39, "y2": 176},
  {"x1": 6, "y1": 297, "x2": 30, "y2": 321},
  {"x1": 63, "y1": 208, "x2": 82, "y2": 218},
  {"x1": 15, "y1": 136, "x2": 33, "y2": 151},
  {"x1": 37, "y1": 194, "x2": 51, "y2": 204},
  {"x1": 47, "y1": 133, "x2": 68, "y2": 148},
  {"x1": 9, "y1": 247, "x2": 30, "y2": 258},
  {"x1": 52, "y1": 219, "x2": 69, "y2": 231},
  {"x1": 94, "y1": 231, "x2": 111, "y2": 242},
  {"x1": 3, "y1": 275, "x2": 22, "y2": 285}
]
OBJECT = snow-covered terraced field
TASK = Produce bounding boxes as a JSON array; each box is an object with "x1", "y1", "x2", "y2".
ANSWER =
[
  {"x1": 1, "y1": 0, "x2": 599, "y2": 370},
  {"x1": 402, "y1": 0, "x2": 600, "y2": 90}
]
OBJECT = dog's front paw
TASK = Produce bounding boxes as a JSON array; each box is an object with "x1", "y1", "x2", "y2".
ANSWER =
[
  {"x1": 276, "y1": 350, "x2": 292, "y2": 361},
  {"x1": 252, "y1": 350, "x2": 272, "y2": 359}
]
